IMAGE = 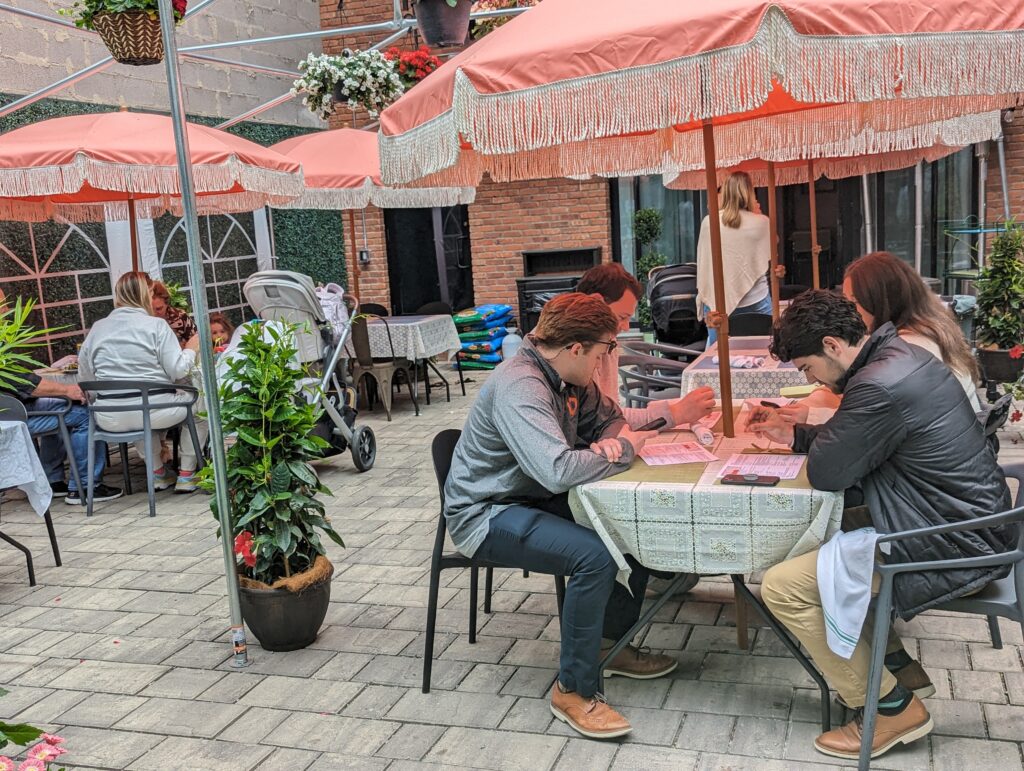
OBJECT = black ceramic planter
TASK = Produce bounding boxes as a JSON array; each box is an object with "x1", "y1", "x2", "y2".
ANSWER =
[
  {"x1": 414, "y1": 0, "x2": 472, "y2": 47},
  {"x1": 977, "y1": 347, "x2": 1024, "y2": 384},
  {"x1": 239, "y1": 573, "x2": 332, "y2": 652}
]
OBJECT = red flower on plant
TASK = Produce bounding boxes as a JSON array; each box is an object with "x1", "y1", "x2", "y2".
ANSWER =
[
  {"x1": 234, "y1": 531, "x2": 256, "y2": 568},
  {"x1": 171, "y1": 0, "x2": 188, "y2": 16},
  {"x1": 1012, "y1": 410, "x2": 1022, "y2": 423},
  {"x1": 384, "y1": 45, "x2": 441, "y2": 88},
  {"x1": 1009, "y1": 344, "x2": 1024, "y2": 360}
]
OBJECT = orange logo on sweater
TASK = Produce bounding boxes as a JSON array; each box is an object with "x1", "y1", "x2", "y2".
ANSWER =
[{"x1": 566, "y1": 395, "x2": 578, "y2": 416}]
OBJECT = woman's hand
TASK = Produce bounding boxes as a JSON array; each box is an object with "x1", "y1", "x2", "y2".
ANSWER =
[
  {"x1": 185, "y1": 334, "x2": 201, "y2": 352},
  {"x1": 705, "y1": 310, "x2": 725, "y2": 330},
  {"x1": 772, "y1": 264, "x2": 786, "y2": 278},
  {"x1": 590, "y1": 437, "x2": 625, "y2": 462}
]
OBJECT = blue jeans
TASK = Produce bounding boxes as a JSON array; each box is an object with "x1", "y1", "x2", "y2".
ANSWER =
[
  {"x1": 25, "y1": 398, "x2": 106, "y2": 492},
  {"x1": 474, "y1": 495, "x2": 649, "y2": 698},
  {"x1": 704, "y1": 293, "x2": 774, "y2": 348}
]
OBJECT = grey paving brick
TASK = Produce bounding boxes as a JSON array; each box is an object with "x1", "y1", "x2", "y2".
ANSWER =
[
  {"x1": 919, "y1": 639, "x2": 970, "y2": 670},
  {"x1": 127, "y1": 736, "x2": 274, "y2": 770},
  {"x1": 602, "y1": 675, "x2": 672, "y2": 709},
  {"x1": 353, "y1": 653, "x2": 471, "y2": 690},
  {"x1": 114, "y1": 695, "x2": 247, "y2": 738},
  {"x1": 140, "y1": 668, "x2": 225, "y2": 699},
  {"x1": 968, "y1": 642, "x2": 1023, "y2": 673},
  {"x1": 388, "y1": 689, "x2": 515, "y2": 728},
  {"x1": 700, "y1": 651, "x2": 816, "y2": 688},
  {"x1": 948, "y1": 669, "x2": 1005, "y2": 704},
  {"x1": 665, "y1": 679, "x2": 792, "y2": 720},
  {"x1": 340, "y1": 684, "x2": 404, "y2": 719},
  {"x1": 311, "y1": 651, "x2": 374, "y2": 682},
  {"x1": 306, "y1": 752, "x2": 390, "y2": 770},
  {"x1": 197, "y1": 671, "x2": 264, "y2": 703},
  {"x1": 12, "y1": 687, "x2": 88, "y2": 723},
  {"x1": 0, "y1": 685, "x2": 53, "y2": 718},
  {"x1": 241, "y1": 674, "x2": 361, "y2": 712},
  {"x1": 696, "y1": 753, "x2": 844, "y2": 771},
  {"x1": 674, "y1": 711, "x2": 736, "y2": 752},
  {"x1": 554, "y1": 703, "x2": 683, "y2": 747},
  {"x1": 498, "y1": 696, "x2": 554, "y2": 732},
  {"x1": 930, "y1": 735, "x2": 1024, "y2": 771},
  {"x1": 343, "y1": 603, "x2": 404, "y2": 629},
  {"x1": 374, "y1": 723, "x2": 447, "y2": 761},
  {"x1": 1006, "y1": 672, "x2": 1024, "y2": 705},
  {"x1": 439, "y1": 634, "x2": 515, "y2": 664},
  {"x1": 253, "y1": 747, "x2": 322, "y2": 771},
  {"x1": 216, "y1": 706, "x2": 292, "y2": 744},
  {"x1": 310, "y1": 625, "x2": 418, "y2": 655},
  {"x1": 610, "y1": 745, "x2": 698, "y2": 770},
  {"x1": 46, "y1": 659, "x2": 168, "y2": 694},
  {"x1": 982, "y1": 702, "x2": 1024, "y2": 741},
  {"x1": 8, "y1": 657, "x2": 78, "y2": 687},
  {"x1": 501, "y1": 638, "x2": 561, "y2": 668},
  {"x1": 5, "y1": 629, "x2": 76, "y2": 657},
  {"x1": 73, "y1": 633, "x2": 188, "y2": 664},
  {"x1": 500, "y1": 665, "x2": 558, "y2": 698},
  {"x1": 58, "y1": 725, "x2": 164, "y2": 769},
  {"x1": 727, "y1": 715, "x2": 789, "y2": 758},
  {"x1": 56, "y1": 692, "x2": 147, "y2": 728},
  {"x1": 456, "y1": 663, "x2": 516, "y2": 694},
  {"x1": 425, "y1": 726, "x2": 565, "y2": 770},
  {"x1": 220, "y1": 646, "x2": 334, "y2": 677},
  {"x1": 0, "y1": 653, "x2": 45, "y2": 682},
  {"x1": 263, "y1": 711, "x2": 399, "y2": 755},
  {"x1": 551, "y1": 738, "x2": 617, "y2": 771},
  {"x1": 477, "y1": 611, "x2": 551, "y2": 640}
]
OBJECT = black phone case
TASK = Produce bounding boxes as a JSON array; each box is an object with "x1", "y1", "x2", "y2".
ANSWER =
[{"x1": 721, "y1": 473, "x2": 781, "y2": 487}]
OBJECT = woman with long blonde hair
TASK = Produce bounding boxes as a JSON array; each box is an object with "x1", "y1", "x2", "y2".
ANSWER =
[
  {"x1": 78, "y1": 271, "x2": 205, "y2": 498},
  {"x1": 696, "y1": 171, "x2": 782, "y2": 347}
]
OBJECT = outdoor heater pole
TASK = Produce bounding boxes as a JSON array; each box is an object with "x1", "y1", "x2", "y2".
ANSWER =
[
  {"x1": 157, "y1": 0, "x2": 248, "y2": 667},
  {"x1": 128, "y1": 198, "x2": 140, "y2": 273},
  {"x1": 702, "y1": 121, "x2": 735, "y2": 437},
  {"x1": 807, "y1": 159, "x2": 820, "y2": 289},
  {"x1": 766, "y1": 161, "x2": 780, "y2": 320}
]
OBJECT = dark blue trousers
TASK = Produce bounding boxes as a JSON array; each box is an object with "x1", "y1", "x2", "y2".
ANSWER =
[{"x1": 475, "y1": 495, "x2": 649, "y2": 697}]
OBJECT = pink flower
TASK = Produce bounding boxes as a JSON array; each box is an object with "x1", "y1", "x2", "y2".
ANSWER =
[
  {"x1": 17, "y1": 760, "x2": 46, "y2": 771},
  {"x1": 0, "y1": 757, "x2": 15, "y2": 771},
  {"x1": 1009, "y1": 344, "x2": 1024, "y2": 360},
  {"x1": 25, "y1": 743, "x2": 64, "y2": 763},
  {"x1": 1012, "y1": 410, "x2": 1022, "y2": 423},
  {"x1": 39, "y1": 736, "x2": 64, "y2": 746}
]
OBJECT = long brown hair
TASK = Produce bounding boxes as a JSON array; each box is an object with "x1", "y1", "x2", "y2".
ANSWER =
[
  {"x1": 845, "y1": 252, "x2": 978, "y2": 381},
  {"x1": 720, "y1": 171, "x2": 756, "y2": 229}
]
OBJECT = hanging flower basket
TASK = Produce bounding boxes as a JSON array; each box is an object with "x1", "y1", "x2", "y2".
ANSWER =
[
  {"x1": 293, "y1": 51, "x2": 404, "y2": 121},
  {"x1": 414, "y1": 0, "x2": 472, "y2": 47},
  {"x1": 92, "y1": 10, "x2": 164, "y2": 65}
]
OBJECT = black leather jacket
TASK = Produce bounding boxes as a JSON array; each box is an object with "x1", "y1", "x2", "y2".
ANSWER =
[{"x1": 793, "y1": 323, "x2": 1014, "y2": 619}]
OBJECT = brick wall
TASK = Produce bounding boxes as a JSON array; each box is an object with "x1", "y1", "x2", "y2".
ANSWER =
[{"x1": 986, "y1": 118, "x2": 1024, "y2": 221}]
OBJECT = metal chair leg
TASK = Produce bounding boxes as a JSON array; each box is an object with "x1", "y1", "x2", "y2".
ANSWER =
[
  {"x1": 0, "y1": 530, "x2": 35, "y2": 586},
  {"x1": 987, "y1": 615, "x2": 1003, "y2": 649},
  {"x1": 469, "y1": 566, "x2": 479, "y2": 644},
  {"x1": 120, "y1": 443, "x2": 132, "y2": 495},
  {"x1": 422, "y1": 556, "x2": 442, "y2": 693},
  {"x1": 86, "y1": 422, "x2": 96, "y2": 517},
  {"x1": 859, "y1": 582, "x2": 896, "y2": 771},
  {"x1": 484, "y1": 566, "x2": 493, "y2": 614},
  {"x1": 142, "y1": 428, "x2": 157, "y2": 518},
  {"x1": 57, "y1": 416, "x2": 82, "y2": 498},
  {"x1": 43, "y1": 510, "x2": 61, "y2": 567}
]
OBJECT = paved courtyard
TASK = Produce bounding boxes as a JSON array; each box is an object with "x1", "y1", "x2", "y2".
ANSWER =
[{"x1": 0, "y1": 373, "x2": 1022, "y2": 771}]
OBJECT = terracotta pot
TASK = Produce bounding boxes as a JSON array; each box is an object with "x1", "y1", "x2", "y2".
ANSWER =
[{"x1": 414, "y1": 0, "x2": 472, "y2": 48}]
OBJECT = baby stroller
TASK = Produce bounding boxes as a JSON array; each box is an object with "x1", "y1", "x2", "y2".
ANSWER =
[
  {"x1": 242, "y1": 270, "x2": 376, "y2": 472},
  {"x1": 647, "y1": 263, "x2": 705, "y2": 347}
]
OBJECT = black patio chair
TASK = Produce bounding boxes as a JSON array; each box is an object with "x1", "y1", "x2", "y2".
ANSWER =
[
  {"x1": 727, "y1": 312, "x2": 773, "y2": 337},
  {"x1": 0, "y1": 394, "x2": 62, "y2": 586},
  {"x1": 857, "y1": 460, "x2": 1024, "y2": 769},
  {"x1": 424, "y1": 429, "x2": 565, "y2": 693},
  {"x1": 25, "y1": 395, "x2": 83, "y2": 497},
  {"x1": 359, "y1": 302, "x2": 390, "y2": 317}
]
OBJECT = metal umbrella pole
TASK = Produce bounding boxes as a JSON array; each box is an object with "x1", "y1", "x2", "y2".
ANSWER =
[{"x1": 158, "y1": 0, "x2": 249, "y2": 667}]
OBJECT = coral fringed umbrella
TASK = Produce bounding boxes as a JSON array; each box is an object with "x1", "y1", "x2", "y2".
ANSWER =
[
  {"x1": 0, "y1": 111, "x2": 304, "y2": 268},
  {"x1": 269, "y1": 127, "x2": 476, "y2": 299},
  {"x1": 378, "y1": 0, "x2": 1024, "y2": 436}
]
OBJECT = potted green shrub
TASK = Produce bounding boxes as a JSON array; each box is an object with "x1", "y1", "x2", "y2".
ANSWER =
[
  {"x1": 633, "y1": 207, "x2": 667, "y2": 331},
  {"x1": 202, "y1": 322, "x2": 343, "y2": 651},
  {"x1": 60, "y1": 0, "x2": 187, "y2": 66},
  {"x1": 0, "y1": 298, "x2": 57, "y2": 395},
  {"x1": 974, "y1": 222, "x2": 1024, "y2": 395},
  {"x1": 413, "y1": 0, "x2": 473, "y2": 47}
]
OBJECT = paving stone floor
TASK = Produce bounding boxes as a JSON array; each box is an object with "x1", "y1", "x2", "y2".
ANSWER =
[{"x1": 0, "y1": 373, "x2": 1021, "y2": 770}]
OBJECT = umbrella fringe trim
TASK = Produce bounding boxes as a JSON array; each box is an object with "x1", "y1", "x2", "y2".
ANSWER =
[
  {"x1": 379, "y1": 5, "x2": 1024, "y2": 184},
  {"x1": 0, "y1": 191, "x2": 297, "y2": 223},
  {"x1": 0, "y1": 154, "x2": 304, "y2": 198},
  {"x1": 273, "y1": 181, "x2": 476, "y2": 210}
]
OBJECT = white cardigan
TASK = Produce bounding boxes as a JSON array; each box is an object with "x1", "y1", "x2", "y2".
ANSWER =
[
  {"x1": 696, "y1": 209, "x2": 771, "y2": 318},
  {"x1": 79, "y1": 307, "x2": 196, "y2": 385}
]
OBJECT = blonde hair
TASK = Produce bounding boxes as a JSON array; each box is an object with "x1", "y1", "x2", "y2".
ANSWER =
[
  {"x1": 720, "y1": 171, "x2": 756, "y2": 229},
  {"x1": 114, "y1": 271, "x2": 154, "y2": 315}
]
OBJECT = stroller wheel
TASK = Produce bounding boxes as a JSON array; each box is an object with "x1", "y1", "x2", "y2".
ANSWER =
[{"x1": 351, "y1": 425, "x2": 376, "y2": 472}]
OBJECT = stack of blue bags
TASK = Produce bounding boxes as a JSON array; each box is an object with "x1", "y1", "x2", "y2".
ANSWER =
[{"x1": 453, "y1": 303, "x2": 514, "y2": 370}]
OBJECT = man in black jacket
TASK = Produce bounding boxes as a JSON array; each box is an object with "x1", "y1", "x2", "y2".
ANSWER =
[{"x1": 747, "y1": 290, "x2": 1012, "y2": 761}]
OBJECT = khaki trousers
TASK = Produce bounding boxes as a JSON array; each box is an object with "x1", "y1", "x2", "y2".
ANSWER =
[{"x1": 761, "y1": 547, "x2": 899, "y2": 708}]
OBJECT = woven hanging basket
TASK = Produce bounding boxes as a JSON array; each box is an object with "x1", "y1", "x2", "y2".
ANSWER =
[{"x1": 92, "y1": 10, "x2": 164, "y2": 66}]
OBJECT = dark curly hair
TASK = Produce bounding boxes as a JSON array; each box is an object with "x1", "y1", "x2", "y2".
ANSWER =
[{"x1": 770, "y1": 290, "x2": 867, "y2": 362}]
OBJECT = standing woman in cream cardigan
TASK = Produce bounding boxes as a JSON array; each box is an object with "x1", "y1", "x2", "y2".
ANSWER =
[{"x1": 696, "y1": 171, "x2": 783, "y2": 348}]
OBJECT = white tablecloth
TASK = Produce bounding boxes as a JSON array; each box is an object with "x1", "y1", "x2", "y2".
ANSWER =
[
  {"x1": 680, "y1": 336, "x2": 810, "y2": 399},
  {"x1": 569, "y1": 415, "x2": 843, "y2": 581},
  {"x1": 361, "y1": 315, "x2": 462, "y2": 360},
  {"x1": 0, "y1": 421, "x2": 52, "y2": 516}
]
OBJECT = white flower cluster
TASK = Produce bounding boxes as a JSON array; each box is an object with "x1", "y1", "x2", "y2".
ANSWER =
[{"x1": 291, "y1": 50, "x2": 405, "y2": 121}]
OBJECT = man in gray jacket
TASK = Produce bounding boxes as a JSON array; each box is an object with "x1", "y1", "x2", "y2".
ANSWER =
[
  {"x1": 747, "y1": 290, "x2": 1012, "y2": 761},
  {"x1": 444, "y1": 293, "x2": 672, "y2": 740}
]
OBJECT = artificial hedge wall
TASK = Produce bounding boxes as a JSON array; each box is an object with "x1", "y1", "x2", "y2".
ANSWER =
[{"x1": 0, "y1": 93, "x2": 346, "y2": 287}]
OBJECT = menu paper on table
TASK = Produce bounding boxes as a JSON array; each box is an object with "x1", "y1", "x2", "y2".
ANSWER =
[
  {"x1": 717, "y1": 453, "x2": 806, "y2": 480},
  {"x1": 639, "y1": 442, "x2": 718, "y2": 466}
]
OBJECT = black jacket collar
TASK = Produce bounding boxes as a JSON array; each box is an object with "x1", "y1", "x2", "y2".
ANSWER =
[{"x1": 834, "y1": 322, "x2": 899, "y2": 393}]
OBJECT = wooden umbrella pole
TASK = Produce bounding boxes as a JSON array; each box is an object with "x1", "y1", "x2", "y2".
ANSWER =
[
  {"x1": 347, "y1": 209, "x2": 361, "y2": 301},
  {"x1": 702, "y1": 121, "x2": 734, "y2": 437},
  {"x1": 766, "y1": 161, "x2": 781, "y2": 321},
  {"x1": 807, "y1": 159, "x2": 821, "y2": 289},
  {"x1": 128, "y1": 197, "x2": 141, "y2": 273}
]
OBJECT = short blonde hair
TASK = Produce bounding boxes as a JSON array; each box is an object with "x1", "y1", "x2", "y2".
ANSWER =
[
  {"x1": 532, "y1": 293, "x2": 618, "y2": 349},
  {"x1": 114, "y1": 271, "x2": 154, "y2": 315}
]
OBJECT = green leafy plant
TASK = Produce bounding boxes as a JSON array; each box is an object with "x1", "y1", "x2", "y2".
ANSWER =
[
  {"x1": 59, "y1": 0, "x2": 186, "y2": 30},
  {"x1": 632, "y1": 208, "x2": 667, "y2": 329},
  {"x1": 0, "y1": 298, "x2": 60, "y2": 393},
  {"x1": 633, "y1": 208, "x2": 663, "y2": 251},
  {"x1": 199, "y1": 322, "x2": 342, "y2": 585},
  {"x1": 975, "y1": 222, "x2": 1024, "y2": 351},
  {"x1": 164, "y1": 281, "x2": 191, "y2": 314}
]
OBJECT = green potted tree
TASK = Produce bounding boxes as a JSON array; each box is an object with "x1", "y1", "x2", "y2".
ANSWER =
[
  {"x1": 974, "y1": 222, "x2": 1024, "y2": 397},
  {"x1": 202, "y1": 322, "x2": 343, "y2": 651},
  {"x1": 413, "y1": 0, "x2": 473, "y2": 47},
  {"x1": 633, "y1": 207, "x2": 667, "y2": 331},
  {"x1": 0, "y1": 298, "x2": 58, "y2": 395}
]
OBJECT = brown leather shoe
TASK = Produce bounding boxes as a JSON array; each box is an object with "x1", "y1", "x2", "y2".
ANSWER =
[
  {"x1": 815, "y1": 695, "x2": 933, "y2": 760},
  {"x1": 601, "y1": 644, "x2": 677, "y2": 679},
  {"x1": 550, "y1": 684, "x2": 632, "y2": 739},
  {"x1": 836, "y1": 659, "x2": 935, "y2": 708}
]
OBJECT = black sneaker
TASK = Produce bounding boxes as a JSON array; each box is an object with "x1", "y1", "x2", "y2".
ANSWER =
[
  {"x1": 65, "y1": 484, "x2": 123, "y2": 505},
  {"x1": 50, "y1": 481, "x2": 69, "y2": 495}
]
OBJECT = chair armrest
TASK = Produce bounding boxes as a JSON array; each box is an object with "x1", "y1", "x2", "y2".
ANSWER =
[
  {"x1": 876, "y1": 505, "x2": 1024, "y2": 546},
  {"x1": 26, "y1": 395, "x2": 73, "y2": 417}
]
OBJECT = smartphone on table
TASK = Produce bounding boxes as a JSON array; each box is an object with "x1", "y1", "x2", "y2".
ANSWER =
[
  {"x1": 636, "y1": 417, "x2": 667, "y2": 432},
  {"x1": 721, "y1": 473, "x2": 781, "y2": 487}
]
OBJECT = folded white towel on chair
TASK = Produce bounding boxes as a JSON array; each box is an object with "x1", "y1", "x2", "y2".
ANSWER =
[{"x1": 817, "y1": 527, "x2": 882, "y2": 659}]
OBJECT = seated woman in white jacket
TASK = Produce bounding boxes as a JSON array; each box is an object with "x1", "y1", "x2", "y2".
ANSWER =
[
  {"x1": 78, "y1": 272, "x2": 205, "y2": 495},
  {"x1": 696, "y1": 171, "x2": 784, "y2": 348}
]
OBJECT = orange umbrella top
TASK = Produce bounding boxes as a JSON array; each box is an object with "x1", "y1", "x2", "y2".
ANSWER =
[
  {"x1": 0, "y1": 112, "x2": 304, "y2": 221},
  {"x1": 269, "y1": 128, "x2": 475, "y2": 209},
  {"x1": 378, "y1": 0, "x2": 1024, "y2": 186}
]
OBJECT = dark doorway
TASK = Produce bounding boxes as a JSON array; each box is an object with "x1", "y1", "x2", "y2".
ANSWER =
[
  {"x1": 384, "y1": 205, "x2": 474, "y2": 314},
  {"x1": 771, "y1": 176, "x2": 863, "y2": 290}
]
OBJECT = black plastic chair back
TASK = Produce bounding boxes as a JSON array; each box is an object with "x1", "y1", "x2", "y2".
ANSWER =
[
  {"x1": 983, "y1": 393, "x2": 1014, "y2": 438},
  {"x1": 431, "y1": 429, "x2": 462, "y2": 511},
  {"x1": 0, "y1": 394, "x2": 28, "y2": 423},
  {"x1": 360, "y1": 302, "x2": 390, "y2": 317},
  {"x1": 350, "y1": 315, "x2": 398, "y2": 368},
  {"x1": 415, "y1": 301, "x2": 453, "y2": 316},
  {"x1": 728, "y1": 313, "x2": 773, "y2": 337}
]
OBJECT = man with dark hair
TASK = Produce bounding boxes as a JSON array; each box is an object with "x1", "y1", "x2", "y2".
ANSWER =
[
  {"x1": 746, "y1": 290, "x2": 1012, "y2": 760},
  {"x1": 445, "y1": 293, "x2": 676, "y2": 740},
  {"x1": 577, "y1": 263, "x2": 715, "y2": 430}
]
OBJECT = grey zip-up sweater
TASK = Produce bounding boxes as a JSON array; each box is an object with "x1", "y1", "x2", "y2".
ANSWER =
[{"x1": 443, "y1": 338, "x2": 634, "y2": 557}]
